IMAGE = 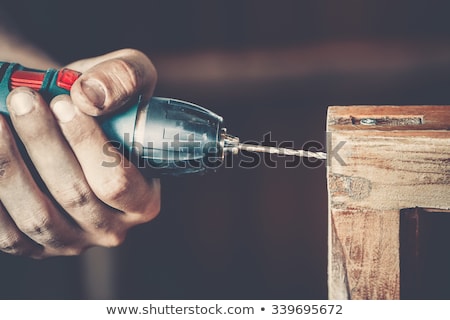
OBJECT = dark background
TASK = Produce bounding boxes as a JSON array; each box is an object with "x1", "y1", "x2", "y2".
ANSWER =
[{"x1": 1, "y1": 0, "x2": 450, "y2": 299}]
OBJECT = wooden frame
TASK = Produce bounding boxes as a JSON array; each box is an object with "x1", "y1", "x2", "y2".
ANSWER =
[{"x1": 327, "y1": 106, "x2": 450, "y2": 299}]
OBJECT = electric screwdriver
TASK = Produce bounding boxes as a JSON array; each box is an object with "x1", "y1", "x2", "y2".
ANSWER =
[
  {"x1": 0, "y1": 62, "x2": 241, "y2": 176},
  {"x1": 0, "y1": 62, "x2": 327, "y2": 176}
]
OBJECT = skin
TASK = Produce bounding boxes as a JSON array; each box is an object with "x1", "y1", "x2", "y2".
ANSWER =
[{"x1": 0, "y1": 49, "x2": 161, "y2": 259}]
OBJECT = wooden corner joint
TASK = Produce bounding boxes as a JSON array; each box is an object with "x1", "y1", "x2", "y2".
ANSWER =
[{"x1": 327, "y1": 105, "x2": 450, "y2": 300}]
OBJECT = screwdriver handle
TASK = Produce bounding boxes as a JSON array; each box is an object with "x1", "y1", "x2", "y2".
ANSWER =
[{"x1": 0, "y1": 62, "x2": 77, "y2": 107}]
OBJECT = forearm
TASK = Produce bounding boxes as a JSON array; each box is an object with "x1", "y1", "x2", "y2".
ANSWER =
[{"x1": 0, "y1": 8, "x2": 57, "y2": 68}]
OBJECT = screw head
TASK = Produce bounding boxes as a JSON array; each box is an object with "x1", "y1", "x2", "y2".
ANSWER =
[{"x1": 360, "y1": 118, "x2": 377, "y2": 125}]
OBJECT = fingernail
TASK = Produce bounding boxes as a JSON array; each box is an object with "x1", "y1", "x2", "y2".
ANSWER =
[
  {"x1": 9, "y1": 90, "x2": 35, "y2": 116},
  {"x1": 52, "y1": 100, "x2": 76, "y2": 123},
  {"x1": 81, "y1": 79, "x2": 106, "y2": 108}
]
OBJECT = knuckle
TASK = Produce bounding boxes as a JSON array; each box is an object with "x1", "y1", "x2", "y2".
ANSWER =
[
  {"x1": 0, "y1": 154, "x2": 14, "y2": 180},
  {"x1": 20, "y1": 214, "x2": 53, "y2": 237},
  {"x1": 121, "y1": 48, "x2": 157, "y2": 83},
  {"x1": 118, "y1": 48, "x2": 152, "y2": 70},
  {"x1": 86, "y1": 219, "x2": 127, "y2": 248},
  {"x1": 17, "y1": 210, "x2": 69, "y2": 250},
  {"x1": 96, "y1": 174, "x2": 132, "y2": 203},
  {"x1": 109, "y1": 58, "x2": 140, "y2": 94},
  {"x1": 58, "y1": 182, "x2": 93, "y2": 209},
  {"x1": 0, "y1": 233, "x2": 25, "y2": 254}
]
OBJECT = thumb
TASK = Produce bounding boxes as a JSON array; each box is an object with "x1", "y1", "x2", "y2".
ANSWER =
[{"x1": 68, "y1": 49, "x2": 157, "y2": 116}]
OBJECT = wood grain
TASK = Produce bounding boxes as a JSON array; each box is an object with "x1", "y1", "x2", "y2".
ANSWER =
[{"x1": 327, "y1": 105, "x2": 450, "y2": 300}]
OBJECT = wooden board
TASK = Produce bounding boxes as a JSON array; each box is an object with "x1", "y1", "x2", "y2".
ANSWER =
[{"x1": 327, "y1": 106, "x2": 450, "y2": 299}]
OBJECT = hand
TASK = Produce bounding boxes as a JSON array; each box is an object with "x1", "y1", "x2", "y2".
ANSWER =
[{"x1": 0, "y1": 49, "x2": 160, "y2": 258}]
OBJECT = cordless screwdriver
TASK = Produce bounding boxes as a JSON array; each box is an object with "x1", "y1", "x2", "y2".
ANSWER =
[{"x1": 0, "y1": 62, "x2": 326, "y2": 176}]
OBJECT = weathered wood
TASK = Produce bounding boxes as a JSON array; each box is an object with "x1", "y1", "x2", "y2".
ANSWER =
[{"x1": 327, "y1": 105, "x2": 450, "y2": 300}]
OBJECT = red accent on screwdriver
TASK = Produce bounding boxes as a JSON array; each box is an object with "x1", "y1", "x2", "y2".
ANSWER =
[
  {"x1": 56, "y1": 68, "x2": 81, "y2": 91},
  {"x1": 11, "y1": 70, "x2": 45, "y2": 90},
  {"x1": 10, "y1": 68, "x2": 81, "y2": 92}
]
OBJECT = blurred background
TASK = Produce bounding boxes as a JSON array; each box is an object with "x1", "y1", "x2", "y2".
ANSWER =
[{"x1": 1, "y1": 0, "x2": 450, "y2": 299}]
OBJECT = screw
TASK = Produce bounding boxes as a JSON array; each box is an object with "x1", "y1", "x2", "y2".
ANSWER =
[{"x1": 360, "y1": 118, "x2": 377, "y2": 125}]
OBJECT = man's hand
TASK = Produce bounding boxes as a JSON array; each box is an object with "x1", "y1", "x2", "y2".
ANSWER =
[{"x1": 0, "y1": 49, "x2": 160, "y2": 258}]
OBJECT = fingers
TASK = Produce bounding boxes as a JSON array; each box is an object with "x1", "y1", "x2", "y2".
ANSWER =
[
  {"x1": 67, "y1": 49, "x2": 157, "y2": 116},
  {"x1": 1, "y1": 86, "x2": 160, "y2": 257},
  {"x1": 0, "y1": 50, "x2": 161, "y2": 258},
  {"x1": 0, "y1": 104, "x2": 84, "y2": 258},
  {"x1": 49, "y1": 94, "x2": 160, "y2": 223},
  {"x1": 0, "y1": 202, "x2": 42, "y2": 258},
  {"x1": 6, "y1": 88, "x2": 134, "y2": 248}
]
